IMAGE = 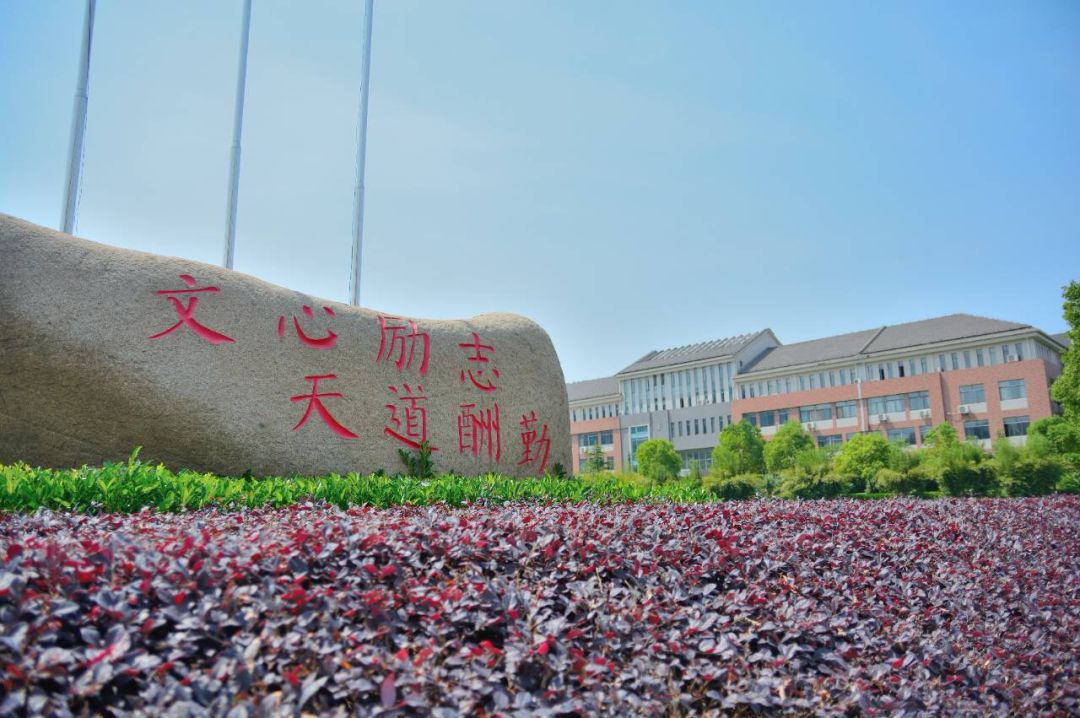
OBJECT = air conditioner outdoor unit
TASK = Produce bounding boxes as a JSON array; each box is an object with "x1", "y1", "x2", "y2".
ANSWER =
[
  {"x1": 877, "y1": 414, "x2": 889, "y2": 422},
  {"x1": 958, "y1": 405, "x2": 971, "y2": 414},
  {"x1": 806, "y1": 422, "x2": 815, "y2": 430},
  {"x1": 1004, "y1": 356, "x2": 1017, "y2": 363},
  {"x1": 919, "y1": 409, "x2": 931, "y2": 419}
]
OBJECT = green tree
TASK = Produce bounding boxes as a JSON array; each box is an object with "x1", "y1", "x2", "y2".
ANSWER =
[
  {"x1": 711, "y1": 420, "x2": 765, "y2": 478},
  {"x1": 1051, "y1": 281, "x2": 1080, "y2": 421},
  {"x1": 583, "y1": 442, "x2": 606, "y2": 474},
  {"x1": 763, "y1": 421, "x2": 814, "y2": 472},
  {"x1": 922, "y1": 422, "x2": 986, "y2": 477},
  {"x1": 1028, "y1": 416, "x2": 1080, "y2": 456},
  {"x1": 832, "y1": 433, "x2": 897, "y2": 489},
  {"x1": 635, "y1": 439, "x2": 682, "y2": 482}
]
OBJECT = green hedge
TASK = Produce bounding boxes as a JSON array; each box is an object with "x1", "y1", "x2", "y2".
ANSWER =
[{"x1": 0, "y1": 454, "x2": 720, "y2": 513}]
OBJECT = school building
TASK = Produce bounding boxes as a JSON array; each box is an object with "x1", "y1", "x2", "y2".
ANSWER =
[{"x1": 566, "y1": 314, "x2": 1069, "y2": 472}]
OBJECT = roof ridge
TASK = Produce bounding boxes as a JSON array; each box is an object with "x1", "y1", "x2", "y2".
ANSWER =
[{"x1": 857, "y1": 326, "x2": 887, "y2": 355}]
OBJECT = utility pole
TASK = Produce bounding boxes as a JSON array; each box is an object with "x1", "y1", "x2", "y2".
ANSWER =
[
  {"x1": 349, "y1": 0, "x2": 375, "y2": 305},
  {"x1": 62, "y1": 0, "x2": 96, "y2": 235},
  {"x1": 223, "y1": 0, "x2": 253, "y2": 269}
]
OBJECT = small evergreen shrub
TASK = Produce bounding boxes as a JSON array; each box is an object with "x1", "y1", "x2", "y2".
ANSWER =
[
  {"x1": 1057, "y1": 472, "x2": 1080, "y2": 494},
  {"x1": 778, "y1": 472, "x2": 849, "y2": 499},
  {"x1": 940, "y1": 463, "x2": 997, "y2": 497},
  {"x1": 874, "y1": 466, "x2": 938, "y2": 494},
  {"x1": 1000, "y1": 457, "x2": 1062, "y2": 497},
  {"x1": 703, "y1": 473, "x2": 760, "y2": 500}
]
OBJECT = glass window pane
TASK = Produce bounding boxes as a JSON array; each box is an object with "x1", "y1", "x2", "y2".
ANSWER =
[
  {"x1": 1003, "y1": 416, "x2": 1029, "y2": 437},
  {"x1": 964, "y1": 420, "x2": 990, "y2": 440},
  {"x1": 999, "y1": 379, "x2": 1026, "y2": 400},
  {"x1": 959, "y1": 384, "x2": 985, "y2": 404}
]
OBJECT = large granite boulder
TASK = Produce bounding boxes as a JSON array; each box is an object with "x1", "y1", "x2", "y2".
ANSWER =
[{"x1": 0, "y1": 214, "x2": 570, "y2": 477}]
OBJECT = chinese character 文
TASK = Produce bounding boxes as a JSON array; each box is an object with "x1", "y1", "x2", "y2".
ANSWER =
[
  {"x1": 376, "y1": 316, "x2": 430, "y2": 376},
  {"x1": 149, "y1": 274, "x2": 235, "y2": 345},
  {"x1": 517, "y1": 411, "x2": 550, "y2": 474},
  {"x1": 458, "y1": 332, "x2": 499, "y2": 393},
  {"x1": 290, "y1": 374, "x2": 358, "y2": 439},
  {"x1": 384, "y1": 383, "x2": 437, "y2": 451},
  {"x1": 457, "y1": 402, "x2": 500, "y2": 462},
  {"x1": 278, "y1": 304, "x2": 338, "y2": 349}
]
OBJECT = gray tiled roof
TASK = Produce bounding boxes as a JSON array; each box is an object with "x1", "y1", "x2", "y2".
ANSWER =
[
  {"x1": 742, "y1": 314, "x2": 1030, "y2": 375},
  {"x1": 1053, "y1": 332, "x2": 1072, "y2": 348},
  {"x1": 616, "y1": 331, "x2": 763, "y2": 375},
  {"x1": 566, "y1": 376, "x2": 620, "y2": 403}
]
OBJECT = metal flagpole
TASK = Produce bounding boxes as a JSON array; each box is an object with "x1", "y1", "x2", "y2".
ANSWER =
[
  {"x1": 349, "y1": 0, "x2": 375, "y2": 306},
  {"x1": 62, "y1": 0, "x2": 96, "y2": 235},
  {"x1": 223, "y1": 0, "x2": 253, "y2": 269}
]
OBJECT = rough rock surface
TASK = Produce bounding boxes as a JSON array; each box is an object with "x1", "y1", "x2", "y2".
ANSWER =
[{"x1": 0, "y1": 214, "x2": 570, "y2": 477}]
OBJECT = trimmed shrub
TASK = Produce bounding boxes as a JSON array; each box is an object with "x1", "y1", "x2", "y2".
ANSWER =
[
  {"x1": 703, "y1": 473, "x2": 760, "y2": 500},
  {"x1": 1000, "y1": 457, "x2": 1062, "y2": 497},
  {"x1": 1057, "y1": 472, "x2": 1080, "y2": 494},
  {"x1": 778, "y1": 471, "x2": 850, "y2": 499},
  {"x1": 874, "y1": 466, "x2": 938, "y2": 494},
  {"x1": 940, "y1": 463, "x2": 997, "y2": 497}
]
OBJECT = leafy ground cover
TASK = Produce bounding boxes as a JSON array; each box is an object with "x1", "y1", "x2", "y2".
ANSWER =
[
  {"x1": 1, "y1": 497, "x2": 1077, "y2": 715},
  {"x1": 0, "y1": 458, "x2": 712, "y2": 512}
]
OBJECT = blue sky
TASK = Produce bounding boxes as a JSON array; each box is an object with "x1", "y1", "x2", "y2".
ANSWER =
[{"x1": 2, "y1": 1, "x2": 1078, "y2": 382}]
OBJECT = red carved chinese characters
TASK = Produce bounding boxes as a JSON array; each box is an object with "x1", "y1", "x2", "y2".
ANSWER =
[
  {"x1": 290, "y1": 374, "x2": 358, "y2": 439},
  {"x1": 457, "y1": 403, "x2": 501, "y2": 462},
  {"x1": 517, "y1": 411, "x2": 551, "y2": 474},
  {"x1": 458, "y1": 332, "x2": 499, "y2": 393},
  {"x1": 149, "y1": 274, "x2": 235, "y2": 345},
  {"x1": 278, "y1": 304, "x2": 338, "y2": 349},
  {"x1": 377, "y1": 316, "x2": 429, "y2": 376},
  {"x1": 384, "y1": 383, "x2": 437, "y2": 451}
]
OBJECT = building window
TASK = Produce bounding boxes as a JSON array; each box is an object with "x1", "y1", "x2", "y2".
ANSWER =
[
  {"x1": 799, "y1": 406, "x2": 812, "y2": 423},
  {"x1": 629, "y1": 425, "x2": 649, "y2": 468},
  {"x1": 976, "y1": 349, "x2": 985, "y2": 367},
  {"x1": 600, "y1": 430, "x2": 613, "y2": 444},
  {"x1": 963, "y1": 350, "x2": 972, "y2": 369},
  {"x1": 868, "y1": 395, "x2": 903, "y2": 415},
  {"x1": 1001, "y1": 344, "x2": 1012, "y2": 362},
  {"x1": 711, "y1": 416, "x2": 716, "y2": 433},
  {"x1": 1003, "y1": 416, "x2": 1029, "y2": 437},
  {"x1": 964, "y1": 420, "x2": 990, "y2": 440},
  {"x1": 694, "y1": 419, "x2": 700, "y2": 435},
  {"x1": 908, "y1": 391, "x2": 929, "y2": 411},
  {"x1": 836, "y1": 400, "x2": 857, "y2": 419},
  {"x1": 1015, "y1": 343, "x2": 1024, "y2": 361},
  {"x1": 938, "y1": 354, "x2": 946, "y2": 371},
  {"x1": 919, "y1": 424, "x2": 932, "y2": 443},
  {"x1": 798, "y1": 376, "x2": 806, "y2": 391},
  {"x1": 920, "y1": 357, "x2": 929, "y2": 374},
  {"x1": 605, "y1": 457, "x2": 615, "y2": 470},
  {"x1": 760, "y1": 410, "x2": 776, "y2": 428},
  {"x1": 887, "y1": 427, "x2": 916, "y2": 445},
  {"x1": 999, "y1": 379, "x2": 1026, "y2": 401},
  {"x1": 809, "y1": 374, "x2": 818, "y2": 389},
  {"x1": 951, "y1": 353, "x2": 960, "y2": 370},
  {"x1": 868, "y1": 397, "x2": 884, "y2": 415},
  {"x1": 817, "y1": 434, "x2": 843, "y2": 447},
  {"x1": 959, "y1": 384, "x2": 985, "y2": 404},
  {"x1": 778, "y1": 408, "x2": 789, "y2": 424}
]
